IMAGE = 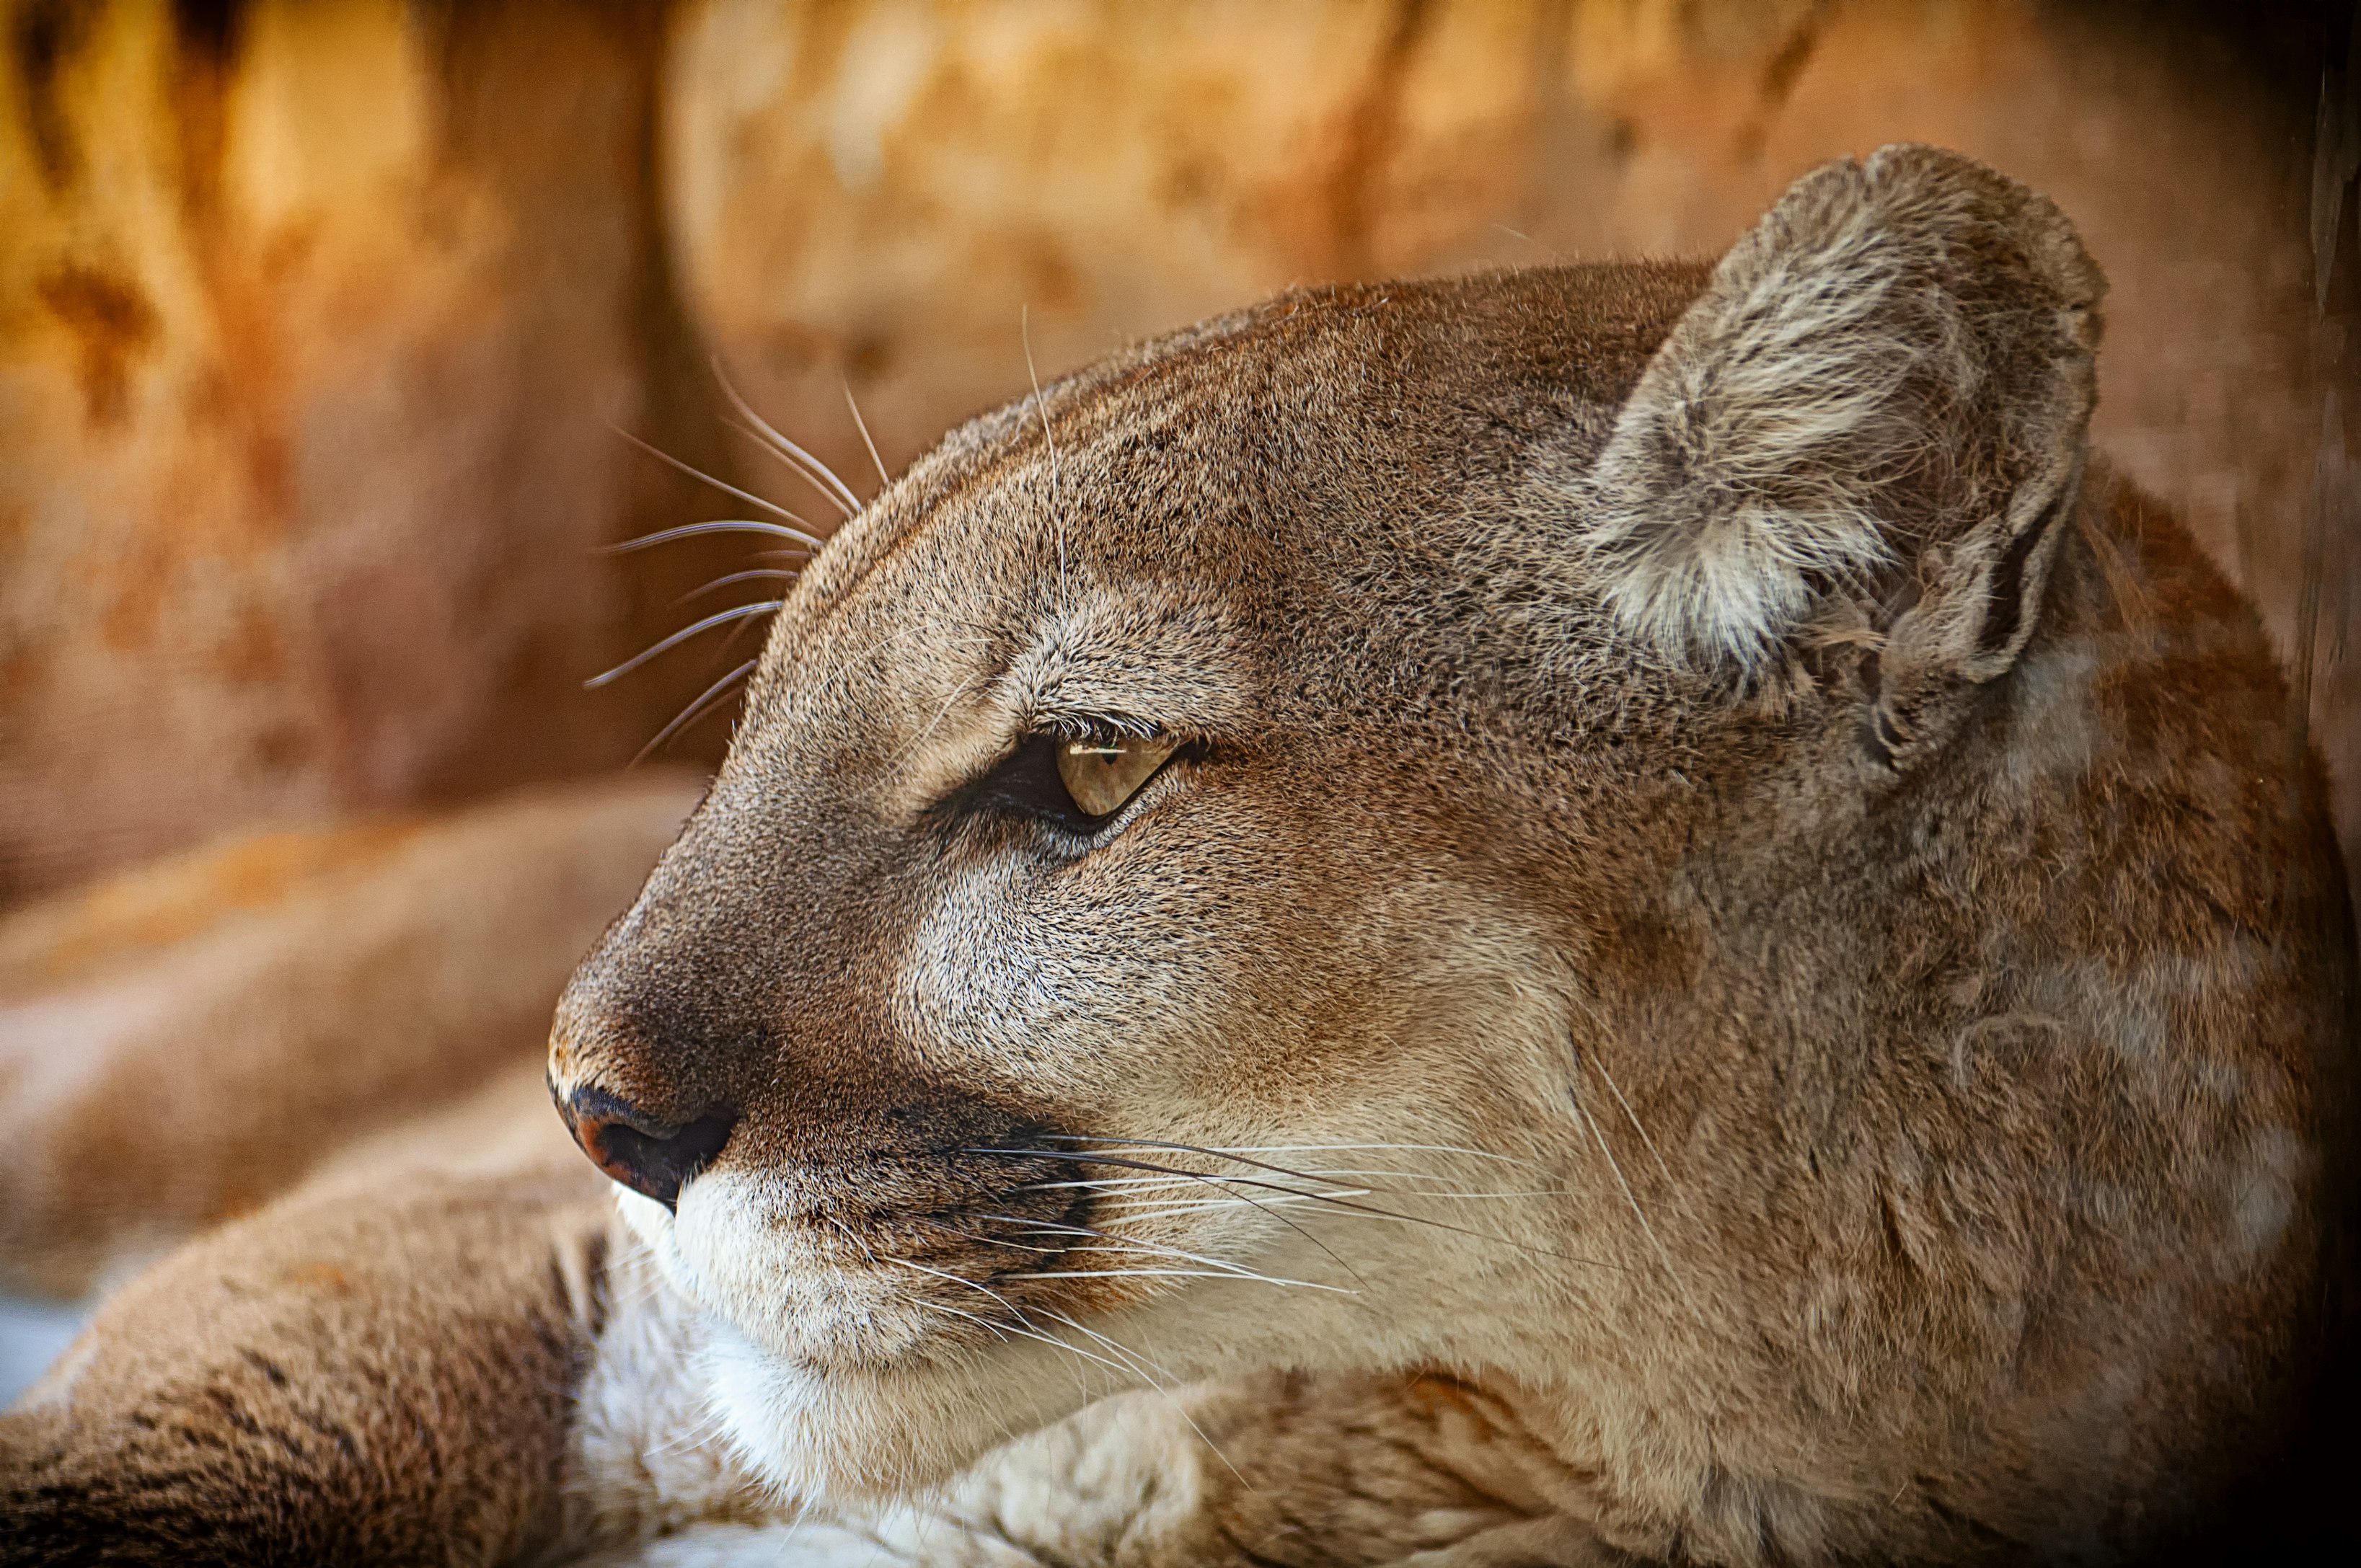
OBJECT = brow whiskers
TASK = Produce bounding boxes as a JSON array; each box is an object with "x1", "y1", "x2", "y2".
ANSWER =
[
  {"x1": 631, "y1": 658, "x2": 757, "y2": 766},
  {"x1": 604, "y1": 519, "x2": 818, "y2": 556},
  {"x1": 674, "y1": 567, "x2": 803, "y2": 605},
  {"x1": 843, "y1": 375, "x2": 890, "y2": 488},
  {"x1": 596, "y1": 390, "x2": 879, "y2": 763},
  {"x1": 586, "y1": 601, "x2": 786, "y2": 689},
  {"x1": 611, "y1": 425, "x2": 827, "y2": 547}
]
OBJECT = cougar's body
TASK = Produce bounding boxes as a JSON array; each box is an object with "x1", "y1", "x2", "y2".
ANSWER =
[{"x1": 3, "y1": 148, "x2": 2351, "y2": 1566}]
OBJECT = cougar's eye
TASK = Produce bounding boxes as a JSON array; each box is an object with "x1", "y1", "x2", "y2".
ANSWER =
[
  {"x1": 970, "y1": 729, "x2": 1191, "y2": 834},
  {"x1": 1056, "y1": 734, "x2": 1180, "y2": 818}
]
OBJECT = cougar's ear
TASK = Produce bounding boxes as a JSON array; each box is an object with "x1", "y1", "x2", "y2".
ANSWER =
[{"x1": 1579, "y1": 144, "x2": 2105, "y2": 692}]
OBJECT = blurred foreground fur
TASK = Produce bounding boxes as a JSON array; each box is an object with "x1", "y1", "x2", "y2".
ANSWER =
[{"x1": 2, "y1": 147, "x2": 2357, "y2": 1566}]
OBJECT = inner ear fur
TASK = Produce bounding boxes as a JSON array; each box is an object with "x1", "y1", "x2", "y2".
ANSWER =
[{"x1": 1579, "y1": 143, "x2": 2105, "y2": 691}]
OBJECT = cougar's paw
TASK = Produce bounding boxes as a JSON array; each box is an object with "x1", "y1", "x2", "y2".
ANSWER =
[{"x1": 0, "y1": 1166, "x2": 613, "y2": 1567}]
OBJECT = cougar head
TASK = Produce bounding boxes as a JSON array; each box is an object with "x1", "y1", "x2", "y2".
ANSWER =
[{"x1": 550, "y1": 143, "x2": 2347, "y2": 1556}]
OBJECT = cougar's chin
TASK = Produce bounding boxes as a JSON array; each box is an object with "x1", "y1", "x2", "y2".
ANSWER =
[
  {"x1": 699, "y1": 1324, "x2": 1100, "y2": 1499},
  {"x1": 615, "y1": 1174, "x2": 924, "y2": 1368},
  {"x1": 615, "y1": 1178, "x2": 1133, "y2": 1497}
]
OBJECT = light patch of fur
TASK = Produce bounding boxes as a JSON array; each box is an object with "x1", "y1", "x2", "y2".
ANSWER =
[
  {"x1": 1581, "y1": 202, "x2": 1918, "y2": 668},
  {"x1": 1578, "y1": 145, "x2": 2101, "y2": 674},
  {"x1": 557, "y1": 1234, "x2": 776, "y2": 1547}
]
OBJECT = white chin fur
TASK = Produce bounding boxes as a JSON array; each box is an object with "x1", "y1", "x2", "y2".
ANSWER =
[
  {"x1": 702, "y1": 1316, "x2": 1141, "y2": 1500},
  {"x1": 618, "y1": 1178, "x2": 1134, "y2": 1497},
  {"x1": 618, "y1": 1148, "x2": 1555, "y2": 1501}
]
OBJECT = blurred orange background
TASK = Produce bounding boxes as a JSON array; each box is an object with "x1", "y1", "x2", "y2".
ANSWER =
[{"x1": 3, "y1": 0, "x2": 2353, "y2": 895}]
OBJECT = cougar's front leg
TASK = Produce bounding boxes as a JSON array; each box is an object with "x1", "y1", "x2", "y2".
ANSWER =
[{"x1": 0, "y1": 1159, "x2": 765, "y2": 1566}]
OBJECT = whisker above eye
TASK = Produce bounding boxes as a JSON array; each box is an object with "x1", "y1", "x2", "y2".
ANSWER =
[
  {"x1": 604, "y1": 519, "x2": 820, "y2": 554},
  {"x1": 674, "y1": 567, "x2": 803, "y2": 606},
  {"x1": 586, "y1": 601, "x2": 785, "y2": 689},
  {"x1": 631, "y1": 658, "x2": 757, "y2": 767},
  {"x1": 610, "y1": 425, "x2": 828, "y2": 545},
  {"x1": 842, "y1": 374, "x2": 890, "y2": 488},
  {"x1": 712, "y1": 356, "x2": 864, "y2": 519}
]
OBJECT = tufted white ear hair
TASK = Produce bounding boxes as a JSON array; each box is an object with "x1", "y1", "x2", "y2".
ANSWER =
[{"x1": 1578, "y1": 143, "x2": 2106, "y2": 681}]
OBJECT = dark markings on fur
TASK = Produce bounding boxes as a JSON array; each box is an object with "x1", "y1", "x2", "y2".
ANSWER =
[{"x1": 1976, "y1": 490, "x2": 2068, "y2": 658}]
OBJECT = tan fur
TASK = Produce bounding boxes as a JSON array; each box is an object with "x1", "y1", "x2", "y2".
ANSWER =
[
  {"x1": 4, "y1": 147, "x2": 2354, "y2": 1567},
  {"x1": 0, "y1": 776, "x2": 701, "y2": 1297}
]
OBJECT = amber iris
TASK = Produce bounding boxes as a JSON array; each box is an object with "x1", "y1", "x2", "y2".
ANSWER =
[{"x1": 1056, "y1": 735, "x2": 1179, "y2": 817}]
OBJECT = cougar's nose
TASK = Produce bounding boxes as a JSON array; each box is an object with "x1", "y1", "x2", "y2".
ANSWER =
[{"x1": 555, "y1": 1083, "x2": 738, "y2": 1210}]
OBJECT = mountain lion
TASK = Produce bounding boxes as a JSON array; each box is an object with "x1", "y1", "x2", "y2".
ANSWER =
[{"x1": 4, "y1": 146, "x2": 2353, "y2": 1567}]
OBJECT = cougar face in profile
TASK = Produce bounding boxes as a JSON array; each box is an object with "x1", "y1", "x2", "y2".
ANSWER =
[
  {"x1": 5, "y1": 145, "x2": 2352, "y2": 1567},
  {"x1": 539, "y1": 143, "x2": 2354, "y2": 1558}
]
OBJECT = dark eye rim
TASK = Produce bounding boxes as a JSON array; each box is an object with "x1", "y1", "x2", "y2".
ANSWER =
[{"x1": 954, "y1": 728, "x2": 1201, "y2": 838}]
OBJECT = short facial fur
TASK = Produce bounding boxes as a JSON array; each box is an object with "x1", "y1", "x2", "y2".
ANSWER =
[{"x1": 549, "y1": 146, "x2": 2356, "y2": 1564}]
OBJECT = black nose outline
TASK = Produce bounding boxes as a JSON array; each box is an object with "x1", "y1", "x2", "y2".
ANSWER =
[{"x1": 555, "y1": 1082, "x2": 738, "y2": 1211}]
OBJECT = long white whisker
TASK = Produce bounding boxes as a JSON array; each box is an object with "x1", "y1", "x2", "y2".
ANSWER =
[
  {"x1": 711, "y1": 358, "x2": 862, "y2": 518},
  {"x1": 1113, "y1": 1140, "x2": 1554, "y2": 1174},
  {"x1": 1030, "y1": 1306, "x2": 1257, "y2": 1495},
  {"x1": 1002, "y1": 1267, "x2": 1354, "y2": 1293},
  {"x1": 968, "y1": 1148, "x2": 1368, "y2": 1288},
  {"x1": 1571, "y1": 1069, "x2": 1703, "y2": 1319},
  {"x1": 675, "y1": 567, "x2": 801, "y2": 606},
  {"x1": 606, "y1": 519, "x2": 818, "y2": 554},
  {"x1": 973, "y1": 1214, "x2": 1336, "y2": 1287},
  {"x1": 987, "y1": 1147, "x2": 1622, "y2": 1271},
  {"x1": 1093, "y1": 1187, "x2": 1374, "y2": 1210},
  {"x1": 912, "y1": 1217, "x2": 1063, "y2": 1257},
  {"x1": 611, "y1": 425, "x2": 826, "y2": 542},
  {"x1": 1031, "y1": 1308, "x2": 1175, "y2": 1385},
  {"x1": 632, "y1": 658, "x2": 756, "y2": 766},
  {"x1": 585, "y1": 602, "x2": 783, "y2": 688},
  {"x1": 892, "y1": 1262, "x2": 1131, "y2": 1383},
  {"x1": 1018, "y1": 1168, "x2": 1458, "y2": 1191},
  {"x1": 843, "y1": 374, "x2": 890, "y2": 488},
  {"x1": 823, "y1": 1213, "x2": 883, "y2": 1267},
  {"x1": 907, "y1": 1300, "x2": 1017, "y2": 1355},
  {"x1": 1046, "y1": 1134, "x2": 1549, "y2": 1181},
  {"x1": 1021, "y1": 305, "x2": 1064, "y2": 603},
  {"x1": 1095, "y1": 1195, "x2": 1374, "y2": 1226},
  {"x1": 1062, "y1": 1243, "x2": 1347, "y2": 1277},
  {"x1": 1095, "y1": 1184, "x2": 1562, "y2": 1208}
]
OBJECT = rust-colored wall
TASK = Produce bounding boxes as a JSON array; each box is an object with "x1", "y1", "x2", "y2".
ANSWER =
[
  {"x1": 0, "y1": 0, "x2": 738, "y2": 901},
  {"x1": 4, "y1": 0, "x2": 2353, "y2": 899}
]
